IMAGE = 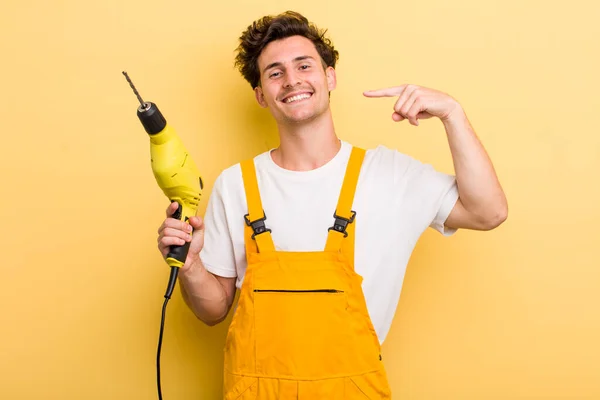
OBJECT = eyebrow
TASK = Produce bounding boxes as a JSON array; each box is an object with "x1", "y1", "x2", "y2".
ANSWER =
[{"x1": 263, "y1": 56, "x2": 316, "y2": 73}]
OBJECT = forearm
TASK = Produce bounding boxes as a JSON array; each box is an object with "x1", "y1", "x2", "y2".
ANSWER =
[
  {"x1": 178, "y1": 260, "x2": 230, "y2": 326},
  {"x1": 443, "y1": 107, "x2": 508, "y2": 226}
]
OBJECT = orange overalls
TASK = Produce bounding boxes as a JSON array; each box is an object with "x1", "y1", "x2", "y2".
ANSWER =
[{"x1": 223, "y1": 147, "x2": 392, "y2": 399}]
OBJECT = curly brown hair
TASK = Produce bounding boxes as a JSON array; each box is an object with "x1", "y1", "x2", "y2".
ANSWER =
[{"x1": 234, "y1": 11, "x2": 339, "y2": 89}]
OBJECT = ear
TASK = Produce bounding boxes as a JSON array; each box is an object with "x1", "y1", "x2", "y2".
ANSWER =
[
  {"x1": 254, "y1": 86, "x2": 268, "y2": 108},
  {"x1": 326, "y1": 66, "x2": 337, "y2": 91}
]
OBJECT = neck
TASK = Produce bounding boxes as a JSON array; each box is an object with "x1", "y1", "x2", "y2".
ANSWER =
[{"x1": 271, "y1": 110, "x2": 340, "y2": 171}]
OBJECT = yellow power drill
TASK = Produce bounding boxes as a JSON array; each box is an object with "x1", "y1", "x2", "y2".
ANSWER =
[{"x1": 122, "y1": 71, "x2": 203, "y2": 399}]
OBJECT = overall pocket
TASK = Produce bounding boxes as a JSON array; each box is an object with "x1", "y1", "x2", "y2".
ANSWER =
[
  {"x1": 253, "y1": 288, "x2": 353, "y2": 378},
  {"x1": 224, "y1": 374, "x2": 258, "y2": 400},
  {"x1": 347, "y1": 369, "x2": 392, "y2": 399}
]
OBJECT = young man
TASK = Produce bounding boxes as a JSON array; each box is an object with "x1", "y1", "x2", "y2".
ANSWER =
[{"x1": 157, "y1": 11, "x2": 507, "y2": 399}]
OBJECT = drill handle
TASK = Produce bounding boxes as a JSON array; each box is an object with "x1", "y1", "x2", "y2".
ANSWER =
[
  {"x1": 163, "y1": 200, "x2": 195, "y2": 299},
  {"x1": 165, "y1": 200, "x2": 194, "y2": 268}
]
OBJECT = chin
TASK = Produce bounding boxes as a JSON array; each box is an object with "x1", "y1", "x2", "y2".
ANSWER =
[
  {"x1": 286, "y1": 113, "x2": 318, "y2": 125},
  {"x1": 287, "y1": 106, "x2": 327, "y2": 123}
]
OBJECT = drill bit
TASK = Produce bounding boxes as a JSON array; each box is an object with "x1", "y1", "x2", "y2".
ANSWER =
[{"x1": 122, "y1": 71, "x2": 146, "y2": 108}]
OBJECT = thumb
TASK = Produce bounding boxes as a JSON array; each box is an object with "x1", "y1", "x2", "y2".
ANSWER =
[
  {"x1": 188, "y1": 216, "x2": 205, "y2": 230},
  {"x1": 188, "y1": 216, "x2": 205, "y2": 255}
]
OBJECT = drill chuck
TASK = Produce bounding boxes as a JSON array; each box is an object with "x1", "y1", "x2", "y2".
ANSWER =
[
  {"x1": 122, "y1": 70, "x2": 167, "y2": 135},
  {"x1": 138, "y1": 102, "x2": 167, "y2": 135}
]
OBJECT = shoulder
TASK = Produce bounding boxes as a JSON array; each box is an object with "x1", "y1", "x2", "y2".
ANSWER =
[
  {"x1": 211, "y1": 150, "x2": 272, "y2": 196},
  {"x1": 364, "y1": 143, "x2": 414, "y2": 165},
  {"x1": 359, "y1": 143, "x2": 417, "y2": 181},
  {"x1": 358, "y1": 143, "x2": 456, "y2": 195}
]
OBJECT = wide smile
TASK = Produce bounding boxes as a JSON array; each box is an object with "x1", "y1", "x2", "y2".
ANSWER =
[{"x1": 281, "y1": 92, "x2": 313, "y2": 104}]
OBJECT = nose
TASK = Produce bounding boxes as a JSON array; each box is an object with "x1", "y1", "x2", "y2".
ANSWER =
[{"x1": 283, "y1": 70, "x2": 301, "y2": 88}]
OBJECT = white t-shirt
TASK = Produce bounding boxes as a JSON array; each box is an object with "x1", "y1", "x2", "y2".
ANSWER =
[{"x1": 200, "y1": 140, "x2": 459, "y2": 344}]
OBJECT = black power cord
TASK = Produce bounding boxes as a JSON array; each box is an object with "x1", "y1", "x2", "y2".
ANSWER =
[{"x1": 157, "y1": 266, "x2": 179, "y2": 400}]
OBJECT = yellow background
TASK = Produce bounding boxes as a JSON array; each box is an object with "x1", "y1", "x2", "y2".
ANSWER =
[{"x1": 1, "y1": 0, "x2": 599, "y2": 398}]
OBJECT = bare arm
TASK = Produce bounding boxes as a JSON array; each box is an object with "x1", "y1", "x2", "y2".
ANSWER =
[
  {"x1": 158, "y1": 201, "x2": 236, "y2": 326},
  {"x1": 178, "y1": 260, "x2": 236, "y2": 326},
  {"x1": 442, "y1": 109, "x2": 508, "y2": 230},
  {"x1": 364, "y1": 84, "x2": 508, "y2": 231}
]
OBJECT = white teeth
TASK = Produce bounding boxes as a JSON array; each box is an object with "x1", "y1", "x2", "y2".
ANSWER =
[{"x1": 285, "y1": 93, "x2": 311, "y2": 103}]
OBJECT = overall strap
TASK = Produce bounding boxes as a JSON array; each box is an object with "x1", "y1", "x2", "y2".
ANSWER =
[
  {"x1": 325, "y1": 147, "x2": 366, "y2": 261},
  {"x1": 240, "y1": 158, "x2": 276, "y2": 254}
]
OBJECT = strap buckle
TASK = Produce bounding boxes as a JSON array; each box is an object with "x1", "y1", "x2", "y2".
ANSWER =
[
  {"x1": 328, "y1": 210, "x2": 356, "y2": 238},
  {"x1": 244, "y1": 212, "x2": 272, "y2": 240}
]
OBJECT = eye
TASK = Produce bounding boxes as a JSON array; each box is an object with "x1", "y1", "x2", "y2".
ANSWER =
[
  {"x1": 300, "y1": 65, "x2": 310, "y2": 70},
  {"x1": 269, "y1": 71, "x2": 281, "y2": 78}
]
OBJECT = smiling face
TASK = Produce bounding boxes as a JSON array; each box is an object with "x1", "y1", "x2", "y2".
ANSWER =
[{"x1": 254, "y1": 35, "x2": 337, "y2": 126}]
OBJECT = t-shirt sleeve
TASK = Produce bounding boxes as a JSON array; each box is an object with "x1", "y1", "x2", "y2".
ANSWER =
[
  {"x1": 430, "y1": 178, "x2": 459, "y2": 236},
  {"x1": 397, "y1": 151, "x2": 459, "y2": 237},
  {"x1": 199, "y1": 173, "x2": 238, "y2": 278}
]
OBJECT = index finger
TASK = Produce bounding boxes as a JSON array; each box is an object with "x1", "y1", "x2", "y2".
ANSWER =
[
  {"x1": 166, "y1": 201, "x2": 179, "y2": 217},
  {"x1": 363, "y1": 85, "x2": 408, "y2": 98}
]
